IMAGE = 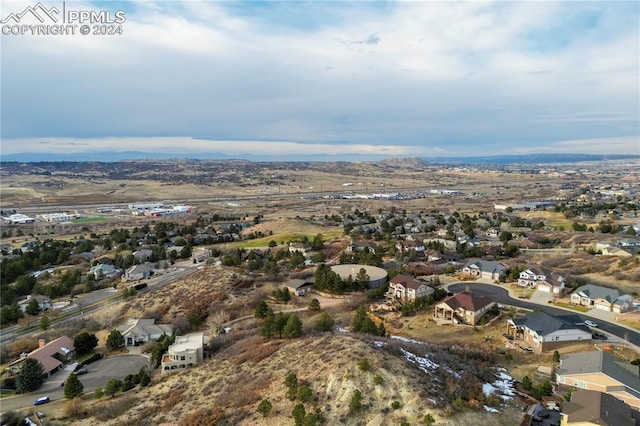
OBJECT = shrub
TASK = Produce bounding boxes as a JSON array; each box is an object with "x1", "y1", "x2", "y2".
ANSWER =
[
  {"x1": 349, "y1": 389, "x2": 362, "y2": 412},
  {"x1": 357, "y1": 358, "x2": 371, "y2": 372},
  {"x1": 391, "y1": 400, "x2": 401, "y2": 410},
  {"x1": 373, "y1": 374, "x2": 383, "y2": 385},
  {"x1": 257, "y1": 399, "x2": 272, "y2": 417}
]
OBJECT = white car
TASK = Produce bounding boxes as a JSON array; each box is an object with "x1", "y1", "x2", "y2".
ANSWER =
[{"x1": 584, "y1": 320, "x2": 598, "y2": 328}]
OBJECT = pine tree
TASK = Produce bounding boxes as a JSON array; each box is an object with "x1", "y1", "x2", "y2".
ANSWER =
[
  {"x1": 106, "y1": 329, "x2": 125, "y2": 350},
  {"x1": 16, "y1": 358, "x2": 45, "y2": 393},
  {"x1": 283, "y1": 315, "x2": 303, "y2": 339},
  {"x1": 64, "y1": 373, "x2": 84, "y2": 399},
  {"x1": 257, "y1": 399, "x2": 272, "y2": 417}
]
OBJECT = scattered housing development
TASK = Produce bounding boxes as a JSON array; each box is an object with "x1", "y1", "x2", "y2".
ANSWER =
[
  {"x1": 506, "y1": 312, "x2": 591, "y2": 353},
  {"x1": 161, "y1": 332, "x2": 205, "y2": 374},
  {"x1": 570, "y1": 284, "x2": 634, "y2": 313},
  {"x1": 433, "y1": 291, "x2": 495, "y2": 325},
  {"x1": 556, "y1": 351, "x2": 640, "y2": 410}
]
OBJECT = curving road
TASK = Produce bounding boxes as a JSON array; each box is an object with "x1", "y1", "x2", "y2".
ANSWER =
[{"x1": 448, "y1": 283, "x2": 640, "y2": 347}]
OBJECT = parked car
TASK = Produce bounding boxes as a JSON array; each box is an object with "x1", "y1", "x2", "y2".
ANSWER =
[
  {"x1": 76, "y1": 367, "x2": 87, "y2": 375},
  {"x1": 584, "y1": 320, "x2": 598, "y2": 328},
  {"x1": 592, "y1": 333, "x2": 607, "y2": 340},
  {"x1": 33, "y1": 396, "x2": 50, "y2": 405}
]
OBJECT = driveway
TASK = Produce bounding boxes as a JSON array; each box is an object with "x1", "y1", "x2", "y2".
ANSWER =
[
  {"x1": 447, "y1": 282, "x2": 640, "y2": 347},
  {"x1": 0, "y1": 354, "x2": 149, "y2": 413}
]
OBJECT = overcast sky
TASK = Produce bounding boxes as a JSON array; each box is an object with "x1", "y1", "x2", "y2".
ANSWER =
[{"x1": 1, "y1": 0, "x2": 639, "y2": 160}]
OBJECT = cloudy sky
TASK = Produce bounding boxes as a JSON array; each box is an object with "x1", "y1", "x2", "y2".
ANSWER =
[{"x1": 1, "y1": 0, "x2": 638, "y2": 160}]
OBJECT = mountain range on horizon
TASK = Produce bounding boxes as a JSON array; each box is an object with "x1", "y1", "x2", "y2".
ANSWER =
[{"x1": 1, "y1": 151, "x2": 639, "y2": 165}]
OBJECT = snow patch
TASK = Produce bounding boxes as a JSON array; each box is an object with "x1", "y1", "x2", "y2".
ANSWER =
[
  {"x1": 336, "y1": 327, "x2": 349, "y2": 333},
  {"x1": 372, "y1": 341, "x2": 385, "y2": 348},
  {"x1": 483, "y1": 368, "x2": 516, "y2": 400},
  {"x1": 400, "y1": 348, "x2": 439, "y2": 373},
  {"x1": 390, "y1": 335, "x2": 424, "y2": 345},
  {"x1": 484, "y1": 405, "x2": 499, "y2": 413}
]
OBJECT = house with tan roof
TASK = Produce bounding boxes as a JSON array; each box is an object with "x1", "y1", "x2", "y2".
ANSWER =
[
  {"x1": 433, "y1": 291, "x2": 495, "y2": 325},
  {"x1": 8, "y1": 337, "x2": 75, "y2": 377},
  {"x1": 161, "y1": 332, "x2": 205, "y2": 374},
  {"x1": 556, "y1": 350, "x2": 640, "y2": 410},
  {"x1": 388, "y1": 274, "x2": 433, "y2": 302}
]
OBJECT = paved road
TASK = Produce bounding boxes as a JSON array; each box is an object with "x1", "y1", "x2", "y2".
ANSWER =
[
  {"x1": 448, "y1": 283, "x2": 640, "y2": 346},
  {"x1": 0, "y1": 264, "x2": 198, "y2": 344},
  {"x1": 0, "y1": 355, "x2": 148, "y2": 412}
]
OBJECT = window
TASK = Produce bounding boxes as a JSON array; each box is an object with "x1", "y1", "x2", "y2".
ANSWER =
[{"x1": 181, "y1": 356, "x2": 185, "y2": 361}]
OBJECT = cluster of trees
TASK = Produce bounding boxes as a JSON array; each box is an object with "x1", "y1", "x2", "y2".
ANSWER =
[
  {"x1": 105, "y1": 329, "x2": 125, "y2": 351},
  {"x1": 255, "y1": 301, "x2": 303, "y2": 339},
  {"x1": 150, "y1": 334, "x2": 176, "y2": 368},
  {"x1": 74, "y1": 332, "x2": 98, "y2": 354},
  {"x1": 352, "y1": 305, "x2": 386, "y2": 336},
  {"x1": 313, "y1": 265, "x2": 371, "y2": 294},
  {"x1": 339, "y1": 247, "x2": 383, "y2": 267},
  {"x1": 94, "y1": 367, "x2": 151, "y2": 399},
  {"x1": 272, "y1": 288, "x2": 292, "y2": 303},
  {"x1": 399, "y1": 289, "x2": 448, "y2": 316}
]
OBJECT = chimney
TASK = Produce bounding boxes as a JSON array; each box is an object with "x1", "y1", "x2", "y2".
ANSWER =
[{"x1": 38, "y1": 338, "x2": 46, "y2": 349}]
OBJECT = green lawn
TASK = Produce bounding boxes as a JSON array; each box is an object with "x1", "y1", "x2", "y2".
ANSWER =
[
  {"x1": 73, "y1": 217, "x2": 107, "y2": 223},
  {"x1": 231, "y1": 229, "x2": 344, "y2": 249},
  {"x1": 553, "y1": 302, "x2": 589, "y2": 312}
]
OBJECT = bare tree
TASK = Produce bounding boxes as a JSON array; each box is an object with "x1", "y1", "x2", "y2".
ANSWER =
[{"x1": 207, "y1": 309, "x2": 231, "y2": 336}]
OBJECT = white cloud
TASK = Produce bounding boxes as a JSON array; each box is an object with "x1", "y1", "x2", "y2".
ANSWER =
[{"x1": 1, "y1": 0, "x2": 638, "y2": 157}]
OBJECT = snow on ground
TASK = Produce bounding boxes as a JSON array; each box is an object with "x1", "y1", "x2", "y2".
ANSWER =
[
  {"x1": 336, "y1": 327, "x2": 349, "y2": 333},
  {"x1": 400, "y1": 348, "x2": 440, "y2": 373},
  {"x1": 483, "y1": 368, "x2": 516, "y2": 400},
  {"x1": 390, "y1": 335, "x2": 424, "y2": 345},
  {"x1": 484, "y1": 405, "x2": 499, "y2": 413},
  {"x1": 372, "y1": 341, "x2": 384, "y2": 348}
]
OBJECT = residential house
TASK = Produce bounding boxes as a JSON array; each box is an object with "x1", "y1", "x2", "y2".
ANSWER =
[
  {"x1": 462, "y1": 259, "x2": 506, "y2": 281},
  {"x1": 556, "y1": 350, "x2": 640, "y2": 410},
  {"x1": 89, "y1": 263, "x2": 121, "y2": 280},
  {"x1": 396, "y1": 240, "x2": 425, "y2": 252},
  {"x1": 388, "y1": 274, "x2": 434, "y2": 302},
  {"x1": 285, "y1": 279, "x2": 314, "y2": 296},
  {"x1": 161, "y1": 332, "x2": 205, "y2": 374},
  {"x1": 601, "y1": 246, "x2": 633, "y2": 258},
  {"x1": 124, "y1": 264, "x2": 154, "y2": 281},
  {"x1": 8, "y1": 337, "x2": 75, "y2": 377},
  {"x1": 562, "y1": 390, "x2": 640, "y2": 426},
  {"x1": 289, "y1": 242, "x2": 310, "y2": 254},
  {"x1": 192, "y1": 247, "x2": 213, "y2": 263},
  {"x1": 517, "y1": 266, "x2": 566, "y2": 295},
  {"x1": 433, "y1": 291, "x2": 495, "y2": 325},
  {"x1": 570, "y1": 284, "x2": 634, "y2": 313},
  {"x1": 116, "y1": 318, "x2": 173, "y2": 347},
  {"x1": 132, "y1": 249, "x2": 154, "y2": 263},
  {"x1": 346, "y1": 241, "x2": 377, "y2": 254},
  {"x1": 18, "y1": 295, "x2": 52, "y2": 312},
  {"x1": 506, "y1": 312, "x2": 591, "y2": 353}
]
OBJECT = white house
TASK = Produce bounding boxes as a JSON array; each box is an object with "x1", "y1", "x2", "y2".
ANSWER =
[
  {"x1": 388, "y1": 274, "x2": 434, "y2": 302},
  {"x1": 518, "y1": 266, "x2": 565, "y2": 295},
  {"x1": 124, "y1": 264, "x2": 154, "y2": 281},
  {"x1": 161, "y1": 332, "x2": 205, "y2": 374}
]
